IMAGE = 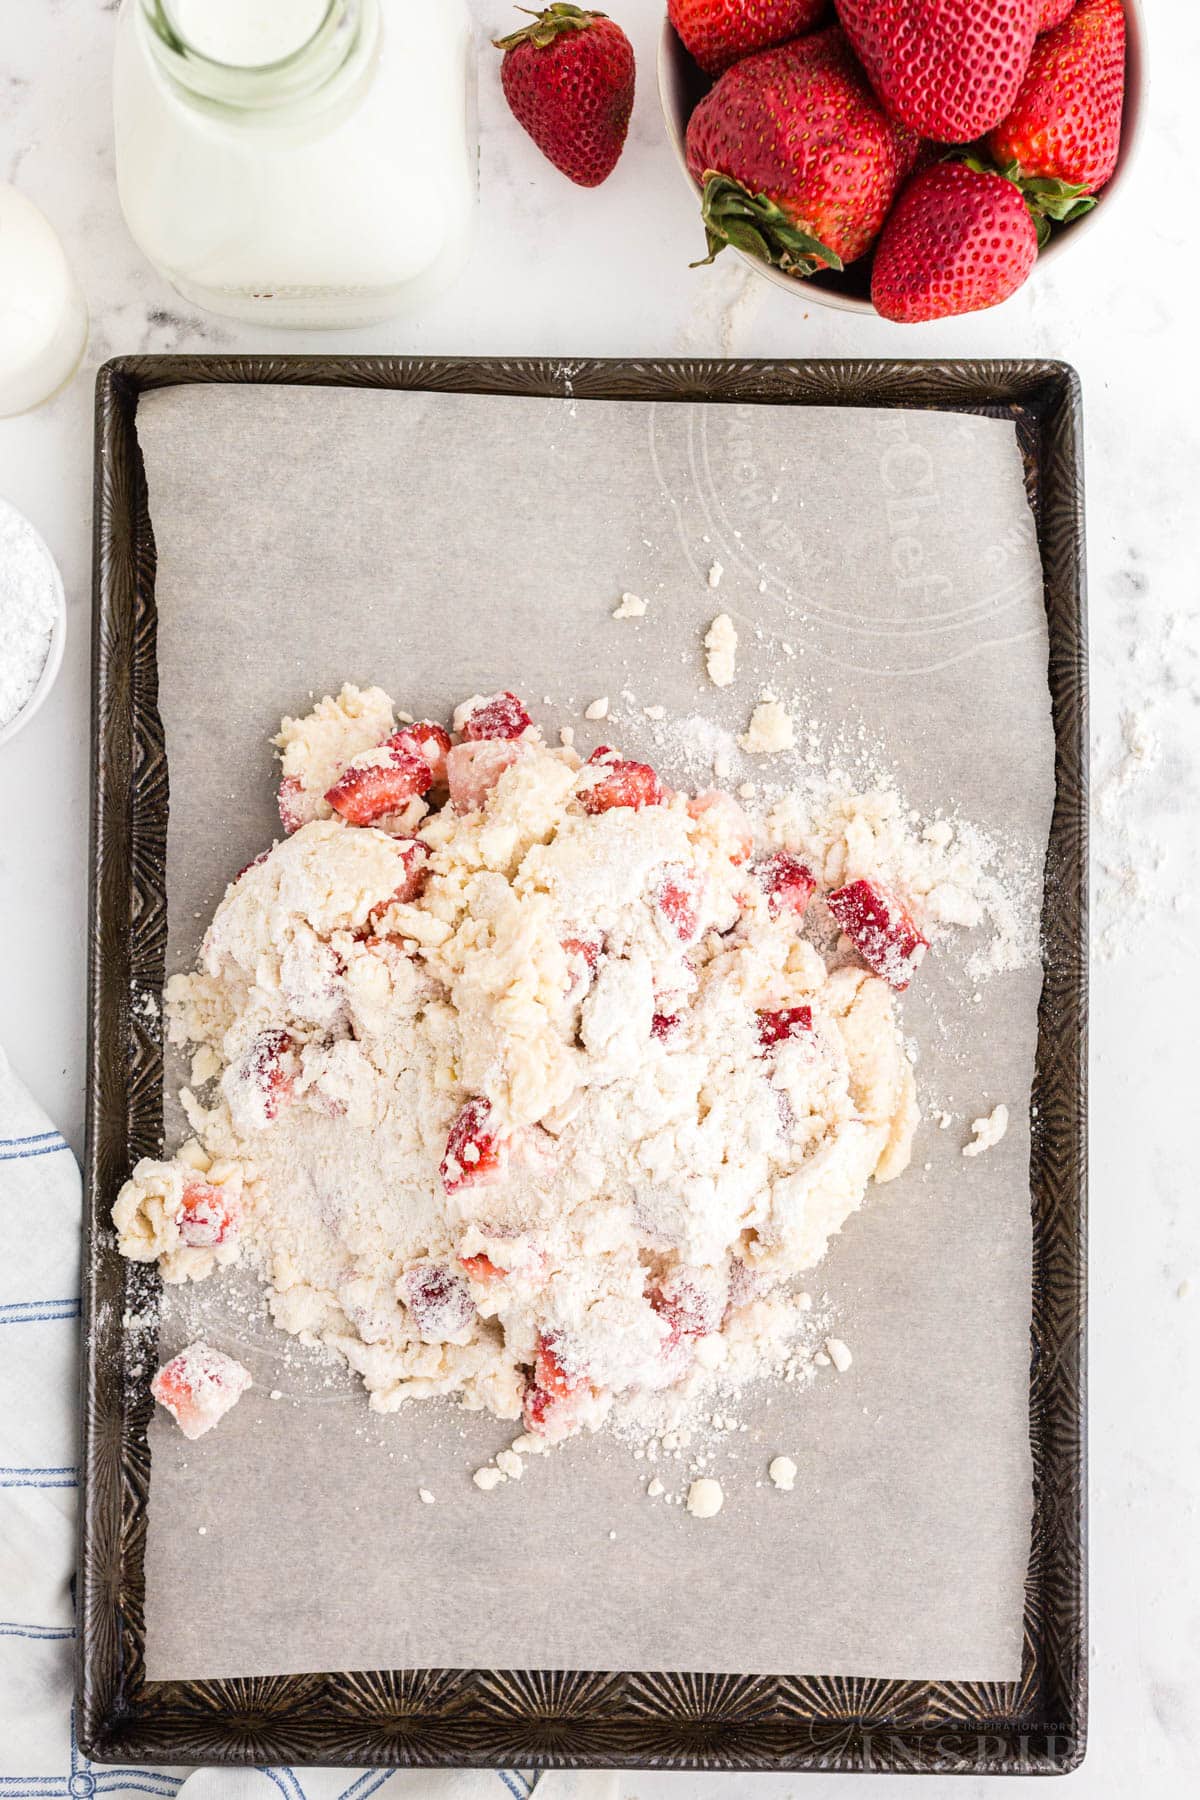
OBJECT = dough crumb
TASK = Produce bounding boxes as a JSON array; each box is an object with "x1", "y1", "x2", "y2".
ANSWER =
[
  {"x1": 769, "y1": 1455, "x2": 798, "y2": 1491},
  {"x1": 511, "y1": 1434, "x2": 546, "y2": 1457},
  {"x1": 643, "y1": 704, "x2": 666, "y2": 720},
  {"x1": 269, "y1": 1389, "x2": 283, "y2": 1401},
  {"x1": 473, "y1": 1465, "x2": 506, "y2": 1492},
  {"x1": 418, "y1": 1487, "x2": 435, "y2": 1505},
  {"x1": 708, "y1": 560, "x2": 724, "y2": 589},
  {"x1": 190, "y1": 1044, "x2": 220, "y2": 1084},
  {"x1": 704, "y1": 613, "x2": 738, "y2": 688},
  {"x1": 585, "y1": 696, "x2": 610, "y2": 721},
  {"x1": 825, "y1": 1337, "x2": 853, "y2": 1373},
  {"x1": 739, "y1": 699, "x2": 794, "y2": 755},
  {"x1": 559, "y1": 725, "x2": 575, "y2": 748},
  {"x1": 151, "y1": 1341, "x2": 252, "y2": 1440},
  {"x1": 963, "y1": 1104, "x2": 1009, "y2": 1158},
  {"x1": 934, "y1": 1110, "x2": 953, "y2": 1130},
  {"x1": 495, "y1": 1448, "x2": 524, "y2": 1480},
  {"x1": 686, "y1": 1476, "x2": 724, "y2": 1518},
  {"x1": 613, "y1": 591, "x2": 647, "y2": 619},
  {"x1": 647, "y1": 1476, "x2": 665, "y2": 1498}
]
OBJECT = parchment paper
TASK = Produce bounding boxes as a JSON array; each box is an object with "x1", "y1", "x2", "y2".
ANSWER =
[{"x1": 133, "y1": 384, "x2": 1052, "y2": 1682}]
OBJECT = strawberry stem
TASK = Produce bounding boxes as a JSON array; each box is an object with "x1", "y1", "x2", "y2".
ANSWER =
[
  {"x1": 493, "y1": 3, "x2": 605, "y2": 50},
  {"x1": 959, "y1": 154, "x2": 1096, "y2": 250},
  {"x1": 693, "y1": 173, "x2": 843, "y2": 278}
]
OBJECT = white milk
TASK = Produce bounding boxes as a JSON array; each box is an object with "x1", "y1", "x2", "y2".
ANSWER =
[
  {"x1": 113, "y1": 0, "x2": 476, "y2": 328},
  {"x1": 0, "y1": 186, "x2": 88, "y2": 417},
  {"x1": 170, "y1": 0, "x2": 332, "y2": 67}
]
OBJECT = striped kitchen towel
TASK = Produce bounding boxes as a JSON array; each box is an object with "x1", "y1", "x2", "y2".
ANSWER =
[{"x1": 0, "y1": 1043, "x2": 614, "y2": 1800}]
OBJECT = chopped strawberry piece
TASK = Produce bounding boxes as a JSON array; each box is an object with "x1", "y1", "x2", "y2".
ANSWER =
[
  {"x1": 687, "y1": 790, "x2": 754, "y2": 864},
  {"x1": 398, "y1": 1262, "x2": 476, "y2": 1340},
  {"x1": 151, "y1": 1340, "x2": 252, "y2": 1440},
  {"x1": 440, "y1": 1097, "x2": 505, "y2": 1193},
  {"x1": 151, "y1": 1360, "x2": 194, "y2": 1417},
  {"x1": 234, "y1": 849, "x2": 271, "y2": 883},
  {"x1": 446, "y1": 739, "x2": 523, "y2": 811},
  {"x1": 649, "y1": 1270, "x2": 724, "y2": 1341},
  {"x1": 370, "y1": 839, "x2": 430, "y2": 916},
  {"x1": 757, "y1": 1005, "x2": 813, "y2": 1049},
  {"x1": 522, "y1": 1331, "x2": 586, "y2": 1435},
  {"x1": 756, "y1": 852, "x2": 817, "y2": 919},
  {"x1": 581, "y1": 747, "x2": 665, "y2": 815},
  {"x1": 325, "y1": 734, "x2": 433, "y2": 827},
  {"x1": 459, "y1": 1252, "x2": 505, "y2": 1285},
  {"x1": 535, "y1": 1333, "x2": 578, "y2": 1399},
  {"x1": 656, "y1": 869, "x2": 703, "y2": 942},
  {"x1": 237, "y1": 1028, "x2": 297, "y2": 1121},
  {"x1": 456, "y1": 691, "x2": 533, "y2": 741},
  {"x1": 278, "y1": 775, "x2": 306, "y2": 835},
  {"x1": 827, "y1": 879, "x2": 928, "y2": 991},
  {"x1": 651, "y1": 1011, "x2": 680, "y2": 1040},
  {"x1": 561, "y1": 935, "x2": 603, "y2": 996},
  {"x1": 522, "y1": 1386, "x2": 553, "y2": 1428},
  {"x1": 396, "y1": 720, "x2": 452, "y2": 785},
  {"x1": 178, "y1": 1179, "x2": 237, "y2": 1249}
]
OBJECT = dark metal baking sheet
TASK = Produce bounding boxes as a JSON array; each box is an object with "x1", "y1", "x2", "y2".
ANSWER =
[{"x1": 80, "y1": 356, "x2": 1087, "y2": 1774}]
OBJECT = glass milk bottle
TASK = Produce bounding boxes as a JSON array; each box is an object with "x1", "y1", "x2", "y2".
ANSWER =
[{"x1": 113, "y1": 0, "x2": 476, "y2": 328}]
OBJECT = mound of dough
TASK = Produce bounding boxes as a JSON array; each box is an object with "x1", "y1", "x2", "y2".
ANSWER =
[{"x1": 115, "y1": 688, "x2": 918, "y2": 1443}]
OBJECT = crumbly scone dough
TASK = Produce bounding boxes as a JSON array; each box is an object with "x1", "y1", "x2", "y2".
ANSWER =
[{"x1": 116, "y1": 688, "x2": 919, "y2": 1444}]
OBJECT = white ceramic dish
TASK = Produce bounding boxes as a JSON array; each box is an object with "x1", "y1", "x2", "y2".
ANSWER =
[
  {"x1": 657, "y1": 0, "x2": 1147, "y2": 316},
  {"x1": 0, "y1": 500, "x2": 67, "y2": 747}
]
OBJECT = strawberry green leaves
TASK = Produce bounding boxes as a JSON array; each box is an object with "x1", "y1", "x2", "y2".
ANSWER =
[
  {"x1": 494, "y1": 4, "x2": 607, "y2": 52},
  {"x1": 694, "y1": 172, "x2": 844, "y2": 276},
  {"x1": 960, "y1": 153, "x2": 1095, "y2": 248}
]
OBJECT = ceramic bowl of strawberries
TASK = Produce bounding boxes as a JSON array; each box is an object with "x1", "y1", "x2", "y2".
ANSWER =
[{"x1": 658, "y1": 0, "x2": 1145, "y2": 320}]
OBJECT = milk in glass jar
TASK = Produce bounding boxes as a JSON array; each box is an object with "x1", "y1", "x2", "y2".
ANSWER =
[{"x1": 113, "y1": 0, "x2": 476, "y2": 327}]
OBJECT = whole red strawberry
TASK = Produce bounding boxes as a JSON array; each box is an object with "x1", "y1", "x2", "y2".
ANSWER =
[
  {"x1": 494, "y1": 5, "x2": 635, "y2": 188},
  {"x1": 989, "y1": 0, "x2": 1124, "y2": 193},
  {"x1": 871, "y1": 160, "x2": 1038, "y2": 321},
  {"x1": 833, "y1": 0, "x2": 1040, "y2": 140},
  {"x1": 1037, "y1": 0, "x2": 1075, "y2": 29},
  {"x1": 685, "y1": 28, "x2": 914, "y2": 274},
  {"x1": 668, "y1": 0, "x2": 829, "y2": 76}
]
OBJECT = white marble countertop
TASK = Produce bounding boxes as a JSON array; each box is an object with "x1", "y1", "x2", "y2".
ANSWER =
[{"x1": 2, "y1": 2, "x2": 1197, "y2": 1793}]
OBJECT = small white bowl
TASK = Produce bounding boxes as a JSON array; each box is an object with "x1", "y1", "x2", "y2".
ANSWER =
[
  {"x1": 0, "y1": 500, "x2": 67, "y2": 747},
  {"x1": 658, "y1": 0, "x2": 1147, "y2": 316}
]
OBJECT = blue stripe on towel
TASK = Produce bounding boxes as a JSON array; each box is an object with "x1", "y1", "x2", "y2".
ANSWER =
[
  {"x1": 0, "y1": 1622, "x2": 75, "y2": 1641},
  {"x1": 94, "y1": 1780, "x2": 185, "y2": 1797},
  {"x1": 0, "y1": 1142, "x2": 70, "y2": 1164},
  {"x1": 260, "y1": 1772, "x2": 307, "y2": 1800},
  {"x1": 0, "y1": 1467, "x2": 78, "y2": 1490},
  {"x1": 0, "y1": 1299, "x2": 80, "y2": 1324},
  {"x1": 335, "y1": 1776, "x2": 395, "y2": 1800}
]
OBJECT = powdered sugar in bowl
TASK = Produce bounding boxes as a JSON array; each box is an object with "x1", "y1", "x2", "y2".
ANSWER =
[{"x1": 0, "y1": 498, "x2": 66, "y2": 746}]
